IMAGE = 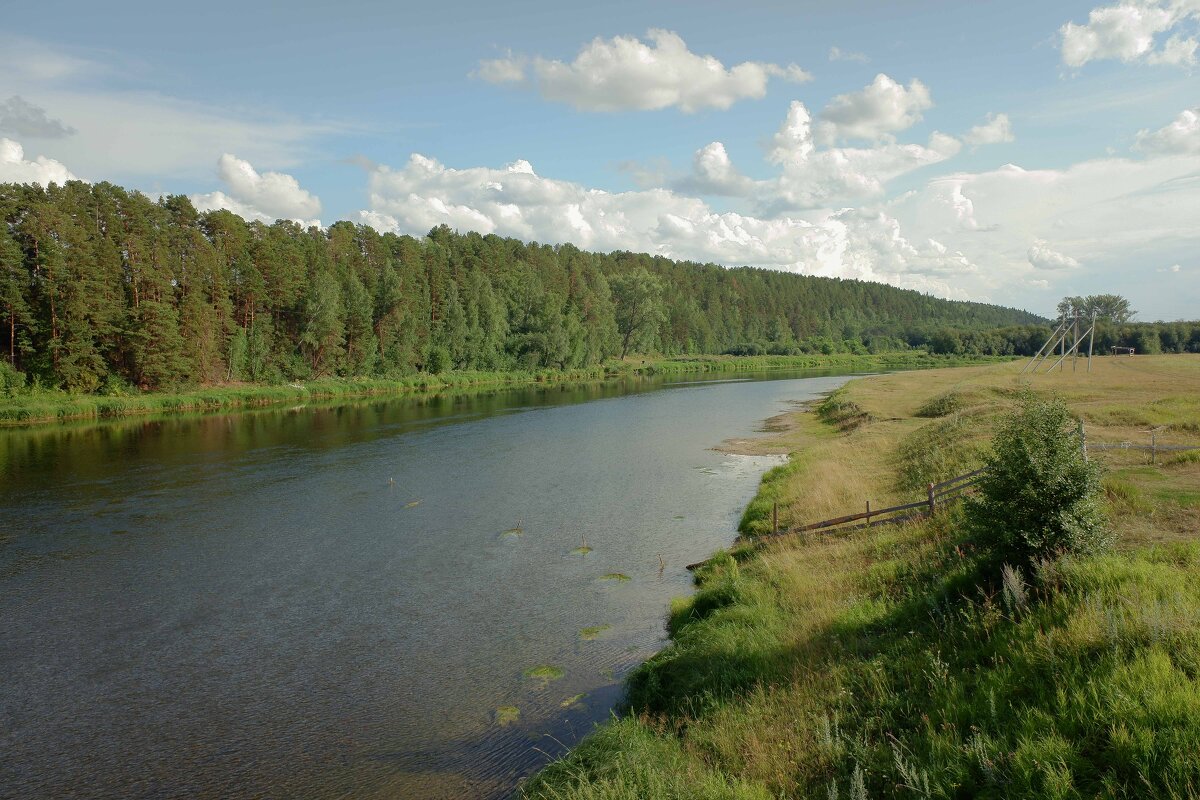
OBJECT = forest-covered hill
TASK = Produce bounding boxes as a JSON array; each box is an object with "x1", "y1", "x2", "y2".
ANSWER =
[{"x1": 0, "y1": 181, "x2": 1048, "y2": 392}]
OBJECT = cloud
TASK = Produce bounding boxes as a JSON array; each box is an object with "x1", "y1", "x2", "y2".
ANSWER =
[
  {"x1": 0, "y1": 96, "x2": 75, "y2": 139},
  {"x1": 0, "y1": 137, "x2": 77, "y2": 185},
  {"x1": 673, "y1": 141, "x2": 759, "y2": 196},
  {"x1": 666, "y1": 101, "x2": 960, "y2": 210},
  {"x1": 1157, "y1": 263, "x2": 1183, "y2": 272},
  {"x1": 1028, "y1": 240, "x2": 1082, "y2": 270},
  {"x1": 814, "y1": 74, "x2": 933, "y2": 144},
  {"x1": 761, "y1": 101, "x2": 960, "y2": 211},
  {"x1": 0, "y1": 39, "x2": 342, "y2": 181},
  {"x1": 1134, "y1": 107, "x2": 1200, "y2": 154},
  {"x1": 887, "y1": 150, "x2": 1200, "y2": 306},
  {"x1": 190, "y1": 154, "x2": 321, "y2": 226},
  {"x1": 0, "y1": 36, "x2": 98, "y2": 83},
  {"x1": 1060, "y1": 1, "x2": 1200, "y2": 68},
  {"x1": 963, "y1": 112, "x2": 1014, "y2": 146},
  {"x1": 356, "y1": 152, "x2": 977, "y2": 298},
  {"x1": 473, "y1": 29, "x2": 811, "y2": 112},
  {"x1": 828, "y1": 46, "x2": 870, "y2": 63}
]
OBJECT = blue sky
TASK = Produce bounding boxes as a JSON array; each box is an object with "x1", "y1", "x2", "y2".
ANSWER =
[{"x1": 1, "y1": 0, "x2": 1198, "y2": 319}]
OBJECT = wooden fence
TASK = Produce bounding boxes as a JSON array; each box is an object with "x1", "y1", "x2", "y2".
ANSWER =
[
  {"x1": 1088, "y1": 438, "x2": 1199, "y2": 464},
  {"x1": 686, "y1": 468, "x2": 987, "y2": 571},
  {"x1": 686, "y1": 431, "x2": 1198, "y2": 571}
]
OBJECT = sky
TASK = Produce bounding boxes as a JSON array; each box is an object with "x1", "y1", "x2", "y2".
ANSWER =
[{"x1": 1, "y1": 0, "x2": 1198, "y2": 320}]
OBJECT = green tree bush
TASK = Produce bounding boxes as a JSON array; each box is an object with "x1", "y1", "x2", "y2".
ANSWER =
[{"x1": 967, "y1": 393, "x2": 1109, "y2": 563}]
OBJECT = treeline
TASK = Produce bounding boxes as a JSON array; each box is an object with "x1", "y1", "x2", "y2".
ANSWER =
[
  {"x1": 924, "y1": 321, "x2": 1200, "y2": 357},
  {"x1": 0, "y1": 181, "x2": 1046, "y2": 393}
]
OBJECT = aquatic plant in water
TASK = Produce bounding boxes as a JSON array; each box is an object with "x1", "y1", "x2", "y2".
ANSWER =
[
  {"x1": 523, "y1": 665, "x2": 565, "y2": 682},
  {"x1": 579, "y1": 624, "x2": 612, "y2": 640},
  {"x1": 494, "y1": 706, "x2": 520, "y2": 726}
]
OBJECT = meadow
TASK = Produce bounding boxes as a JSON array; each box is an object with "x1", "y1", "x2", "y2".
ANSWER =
[{"x1": 523, "y1": 355, "x2": 1200, "y2": 799}]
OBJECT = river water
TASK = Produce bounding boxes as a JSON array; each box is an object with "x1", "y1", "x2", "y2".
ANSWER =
[{"x1": 0, "y1": 371, "x2": 852, "y2": 799}]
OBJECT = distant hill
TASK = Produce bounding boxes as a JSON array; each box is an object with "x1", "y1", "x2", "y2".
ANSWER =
[{"x1": 1, "y1": 181, "x2": 1043, "y2": 391}]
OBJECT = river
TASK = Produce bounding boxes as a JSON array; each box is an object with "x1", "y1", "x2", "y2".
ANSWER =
[{"x1": 0, "y1": 371, "x2": 853, "y2": 799}]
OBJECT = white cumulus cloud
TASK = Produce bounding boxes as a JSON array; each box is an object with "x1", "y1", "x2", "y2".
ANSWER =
[
  {"x1": 1060, "y1": 1, "x2": 1200, "y2": 68},
  {"x1": 0, "y1": 137, "x2": 77, "y2": 185},
  {"x1": 887, "y1": 149, "x2": 1200, "y2": 306},
  {"x1": 356, "y1": 151, "x2": 976, "y2": 298},
  {"x1": 963, "y1": 113, "x2": 1015, "y2": 146},
  {"x1": 815, "y1": 74, "x2": 933, "y2": 144},
  {"x1": 669, "y1": 101, "x2": 960, "y2": 211},
  {"x1": 474, "y1": 29, "x2": 811, "y2": 112},
  {"x1": 1028, "y1": 240, "x2": 1082, "y2": 270},
  {"x1": 1134, "y1": 107, "x2": 1200, "y2": 154},
  {"x1": 190, "y1": 154, "x2": 321, "y2": 226}
]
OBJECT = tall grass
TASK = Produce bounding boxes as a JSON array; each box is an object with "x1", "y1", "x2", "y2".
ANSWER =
[{"x1": 522, "y1": 355, "x2": 1200, "y2": 799}]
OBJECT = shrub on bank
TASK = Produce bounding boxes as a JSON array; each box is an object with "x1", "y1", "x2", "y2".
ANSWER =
[{"x1": 967, "y1": 393, "x2": 1109, "y2": 563}]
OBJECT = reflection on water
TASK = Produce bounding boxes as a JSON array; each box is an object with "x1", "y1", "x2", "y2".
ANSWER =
[{"x1": 0, "y1": 371, "x2": 852, "y2": 799}]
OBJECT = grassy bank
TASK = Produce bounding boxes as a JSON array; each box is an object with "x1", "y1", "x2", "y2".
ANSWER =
[
  {"x1": 523, "y1": 355, "x2": 1200, "y2": 799},
  {"x1": 0, "y1": 352, "x2": 1005, "y2": 428}
]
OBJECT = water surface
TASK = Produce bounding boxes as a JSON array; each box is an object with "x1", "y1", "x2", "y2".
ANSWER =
[{"x1": 0, "y1": 371, "x2": 852, "y2": 799}]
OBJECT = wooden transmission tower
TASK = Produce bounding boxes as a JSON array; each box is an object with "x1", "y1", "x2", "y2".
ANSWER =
[{"x1": 1021, "y1": 313, "x2": 1098, "y2": 374}]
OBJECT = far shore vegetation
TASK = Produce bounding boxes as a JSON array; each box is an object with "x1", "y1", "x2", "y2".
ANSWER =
[
  {"x1": 522, "y1": 354, "x2": 1200, "y2": 799},
  {"x1": 1, "y1": 352, "x2": 1006, "y2": 427}
]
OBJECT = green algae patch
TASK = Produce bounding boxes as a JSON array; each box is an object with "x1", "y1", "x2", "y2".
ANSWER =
[
  {"x1": 599, "y1": 572, "x2": 631, "y2": 582},
  {"x1": 404, "y1": 500, "x2": 421, "y2": 508},
  {"x1": 570, "y1": 545, "x2": 593, "y2": 555},
  {"x1": 523, "y1": 665, "x2": 565, "y2": 682},
  {"x1": 494, "y1": 706, "x2": 520, "y2": 726},
  {"x1": 560, "y1": 693, "x2": 588, "y2": 709},
  {"x1": 579, "y1": 624, "x2": 612, "y2": 641}
]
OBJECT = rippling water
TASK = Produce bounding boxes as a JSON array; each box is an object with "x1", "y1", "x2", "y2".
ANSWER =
[{"x1": 0, "y1": 372, "x2": 852, "y2": 799}]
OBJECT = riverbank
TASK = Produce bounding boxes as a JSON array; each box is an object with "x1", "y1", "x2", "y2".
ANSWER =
[
  {"x1": 0, "y1": 352, "x2": 1006, "y2": 428},
  {"x1": 522, "y1": 355, "x2": 1200, "y2": 798}
]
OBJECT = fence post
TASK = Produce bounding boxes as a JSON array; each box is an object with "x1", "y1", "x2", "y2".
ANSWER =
[
  {"x1": 1151, "y1": 430, "x2": 1157, "y2": 465},
  {"x1": 866, "y1": 499, "x2": 871, "y2": 525},
  {"x1": 772, "y1": 502, "x2": 778, "y2": 535},
  {"x1": 1079, "y1": 420, "x2": 1087, "y2": 463},
  {"x1": 927, "y1": 483, "x2": 936, "y2": 515}
]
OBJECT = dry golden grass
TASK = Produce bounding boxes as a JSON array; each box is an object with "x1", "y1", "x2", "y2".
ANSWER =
[{"x1": 753, "y1": 355, "x2": 1200, "y2": 539}]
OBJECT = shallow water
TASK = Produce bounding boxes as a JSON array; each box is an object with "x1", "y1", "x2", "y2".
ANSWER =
[{"x1": 0, "y1": 371, "x2": 852, "y2": 799}]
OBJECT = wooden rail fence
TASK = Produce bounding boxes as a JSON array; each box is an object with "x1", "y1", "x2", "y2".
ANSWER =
[
  {"x1": 686, "y1": 468, "x2": 987, "y2": 571},
  {"x1": 686, "y1": 431, "x2": 1199, "y2": 572}
]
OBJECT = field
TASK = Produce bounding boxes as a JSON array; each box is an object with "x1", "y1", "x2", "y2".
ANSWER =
[{"x1": 523, "y1": 355, "x2": 1200, "y2": 799}]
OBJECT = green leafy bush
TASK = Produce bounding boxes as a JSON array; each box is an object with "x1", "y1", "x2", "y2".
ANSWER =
[
  {"x1": 967, "y1": 393, "x2": 1109, "y2": 562},
  {"x1": 0, "y1": 361, "x2": 26, "y2": 397}
]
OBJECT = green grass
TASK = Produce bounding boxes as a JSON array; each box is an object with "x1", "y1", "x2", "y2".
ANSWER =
[
  {"x1": 895, "y1": 413, "x2": 990, "y2": 492},
  {"x1": 0, "y1": 352, "x2": 1010, "y2": 428},
  {"x1": 814, "y1": 388, "x2": 871, "y2": 430},
  {"x1": 522, "y1": 357, "x2": 1200, "y2": 800},
  {"x1": 914, "y1": 388, "x2": 977, "y2": 418},
  {"x1": 526, "y1": 513, "x2": 1200, "y2": 799}
]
